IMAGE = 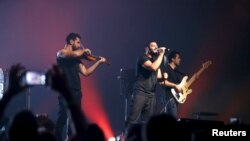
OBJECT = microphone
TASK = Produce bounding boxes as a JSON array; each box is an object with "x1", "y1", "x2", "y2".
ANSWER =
[{"x1": 157, "y1": 47, "x2": 170, "y2": 53}]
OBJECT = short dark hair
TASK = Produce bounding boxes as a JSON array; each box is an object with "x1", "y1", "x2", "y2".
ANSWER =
[
  {"x1": 147, "y1": 41, "x2": 157, "y2": 47},
  {"x1": 66, "y1": 32, "x2": 81, "y2": 44},
  {"x1": 168, "y1": 51, "x2": 180, "y2": 63}
]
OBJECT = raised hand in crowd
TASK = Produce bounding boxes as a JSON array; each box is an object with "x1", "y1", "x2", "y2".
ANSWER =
[
  {"x1": 0, "y1": 63, "x2": 28, "y2": 117},
  {"x1": 5, "y1": 63, "x2": 27, "y2": 96}
]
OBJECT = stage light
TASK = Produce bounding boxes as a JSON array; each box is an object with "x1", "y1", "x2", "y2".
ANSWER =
[
  {"x1": 230, "y1": 117, "x2": 241, "y2": 124},
  {"x1": 0, "y1": 68, "x2": 4, "y2": 100},
  {"x1": 108, "y1": 137, "x2": 116, "y2": 141}
]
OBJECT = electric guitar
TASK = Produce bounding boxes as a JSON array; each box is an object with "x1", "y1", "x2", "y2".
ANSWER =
[{"x1": 171, "y1": 60, "x2": 212, "y2": 104}]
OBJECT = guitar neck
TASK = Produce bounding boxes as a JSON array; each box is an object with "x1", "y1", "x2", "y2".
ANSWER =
[{"x1": 185, "y1": 67, "x2": 206, "y2": 88}]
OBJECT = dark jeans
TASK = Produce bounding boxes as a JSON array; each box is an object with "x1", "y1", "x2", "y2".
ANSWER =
[
  {"x1": 126, "y1": 91, "x2": 156, "y2": 130},
  {"x1": 55, "y1": 90, "x2": 82, "y2": 141},
  {"x1": 163, "y1": 97, "x2": 178, "y2": 119}
]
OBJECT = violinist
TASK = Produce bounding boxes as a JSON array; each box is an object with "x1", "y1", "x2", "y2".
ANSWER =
[{"x1": 55, "y1": 32, "x2": 107, "y2": 141}]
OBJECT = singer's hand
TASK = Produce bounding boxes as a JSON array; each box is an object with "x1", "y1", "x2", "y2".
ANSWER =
[{"x1": 158, "y1": 47, "x2": 166, "y2": 54}]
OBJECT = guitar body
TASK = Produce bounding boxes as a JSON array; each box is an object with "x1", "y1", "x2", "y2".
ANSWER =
[{"x1": 171, "y1": 76, "x2": 192, "y2": 104}]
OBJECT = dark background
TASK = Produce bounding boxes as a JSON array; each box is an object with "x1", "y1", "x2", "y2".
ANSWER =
[{"x1": 1, "y1": 0, "x2": 249, "y2": 137}]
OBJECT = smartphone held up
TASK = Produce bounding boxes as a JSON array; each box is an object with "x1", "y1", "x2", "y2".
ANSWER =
[{"x1": 22, "y1": 71, "x2": 48, "y2": 86}]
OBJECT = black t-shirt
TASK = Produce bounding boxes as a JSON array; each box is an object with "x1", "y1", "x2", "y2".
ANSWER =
[
  {"x1": 133, "y1": 54, "x2": 158, "y2": 95},
  {"x1": 161, "y1": 64, "x2": 184, "y2": 101},
  {"x1": 56, "y1": 57, "x2": 82, "y2": 91}
]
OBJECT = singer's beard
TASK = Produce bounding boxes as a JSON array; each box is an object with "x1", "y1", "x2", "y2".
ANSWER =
[{"x1": 73, "y1": 46, "x2": 81, "y2": 51}]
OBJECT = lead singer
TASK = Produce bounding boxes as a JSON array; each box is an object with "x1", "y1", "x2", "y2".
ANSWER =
[
  {"x1": 125, "y1": 41, "x2": 166, "y2": 134},
  {"x1": 55, "y1": 32, "x2": 106, "y2": 141}
]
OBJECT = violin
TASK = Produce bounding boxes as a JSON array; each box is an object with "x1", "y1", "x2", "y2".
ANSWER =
[{"x1": 81, "y1": 52, "x2": 111, "y2": 66}]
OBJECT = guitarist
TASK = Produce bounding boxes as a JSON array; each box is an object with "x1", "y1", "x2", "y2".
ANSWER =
[{"x1": 159, "y1": 51, "x2": 187, "y2": 119}]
